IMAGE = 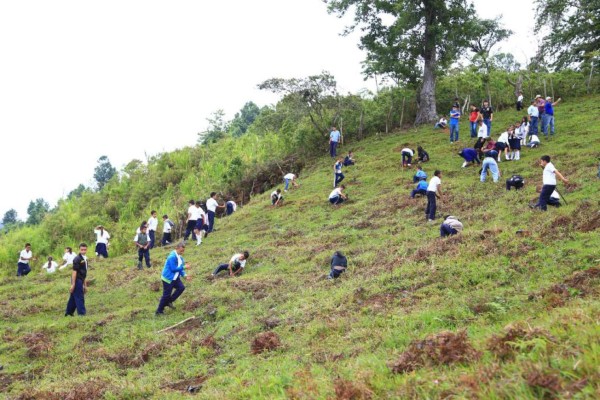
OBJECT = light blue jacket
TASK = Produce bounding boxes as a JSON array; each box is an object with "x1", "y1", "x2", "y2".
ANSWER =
[{"x1": 161, "y1": 250, "x2": 186, "y2": 283}]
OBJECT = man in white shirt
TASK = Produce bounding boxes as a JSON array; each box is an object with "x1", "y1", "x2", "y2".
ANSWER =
[
  {"x1": 183, "y1": 200, "x2": 198, "y2": 242},
  {"x1": 425, "y1": 170, "x2": 443, "y2": 222},
  {"x1": 528, "y1": 99, "x2": 540, "y2": 135},
  {"x1": 516, "y1": 91, "x2": 524, "y2": 111},
  {"x1": 193, "y1": 201, "x2": 207, "y2": 246},
  {"x1": 94, "y1": 226, "x2": 110, "y2": 258},
  {"x1": 42, "y1": 256, "x2": 58, "y2": 273},
  {"x1": 271, "y1": 189, "x2": 284, "y2": 206},
  {"x1": 206, "y1": 192, "x2": 225, "y2": 234},
  {"x1": 283, "y1": 173, "x2": 299, "y2": 192},
  {"x1": 329, "y1": 185, "x2": 347, "y2": 205},
  {"x1": 161, "y1": 214, "x2": 175, "y2": 245},
  {"x1": 147, "y1": 210, "x2": 159, "y2": 249},
  {"x1": 211, "y1": 251, "x2": 250, "y2": 277},
  {"x1": 17, "y1": 243, "x2": 33, "y2": 276},
  {"x1": 329, "y1": 126, "x2": 341, "y2": 158},
  {"x1": 533, "y1": 155, "x2": 569, "y2": 211},
  {"x1": 477, "y1": 119, "x2": 488, "y2": 138},
  {"x1": 60, "y1": 247, "x2": 76, "y2": 270},
  {"x1": 401, "y1": 148, "x2": 414, "y2": 167}
]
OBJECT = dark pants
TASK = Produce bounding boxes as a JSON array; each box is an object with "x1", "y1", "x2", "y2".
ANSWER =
[
  {"x1": 548, "y1": 197, "x2": 560, "y2": 207},
  {"x1": 95, "y1": 243, "x2": 108, "y2": 258},
  {"x1": 161, "y1": 232, "x2": 172, "y2": 245},
  {"x1": 17, "y1": 262, "x2": 31, "y2": 277},
  {"x1": 149, "y1": 230, "x2": 155, "y2": 249},
  {"x1": 65, "y1": 278, "x2": 86, "y2": 316},
  {"x1": 516, "y1": 101, "x2": 523, "y2": 111},
  {"x1": 138, "y1": 248, "x2": 150, "y2": 268},
  {"x1": 156, "y1": 278, "x2": 185, "y2": 314},
  {"x1": 425, "y1": 191, "x2": 437, "y2": 220},
  {"x1": 226, "y1": 203, "x2": 234, "y2": 215},
  {"x1": 329, "y1": 196, "x2": 345, "y2": 205},
  {"x1": 506, "y1": 181, "x2": 524, "y2": 191},
  {"x1": 529, "y1": 116, "x2": 538, "y2": 134},
  {"x1": 411, "y1": 189, "x2": 427, "y2": 198},
  {"x1": 207, "y1": 211, "x2": 216, "y2": 233},
  {"x1": 440, "y1": 223, "x2": 458, "y2": 237},
  {"x1": 330, "y1": 141, "x2": 338, "y2": 157},
  {"x1": 329, "y1": 267, "x2": 346, "y2": 279},
  {"x1": 402, "y1": 152, "x2": 413, "y2": 165},
  {"x1": 334, "y1": 172, "x2": 344, "y2": 187},
  {"x1": 213, "y1": 263, "x2": 231, "y2": 275},
  {"x1": 537, "y1": 184, "x2": 556, "y2": 211},
  {"x1": 184, "y1": 220, "x2": 197, "y2": 241}
]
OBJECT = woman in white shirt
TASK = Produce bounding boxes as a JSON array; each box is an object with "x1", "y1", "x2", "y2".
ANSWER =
[
  {"x1": 42, "y1": 256, "x2": 58, "y2": 273},
  {"x1": 59, "y1": 247, "x2": 76, "y2": 270},
  {"x1": 94, "y1": 225, "x2": 110, "y2": 258},
  {"x1": 477, "y1": 120, "x2": 488, "y2": 138}
]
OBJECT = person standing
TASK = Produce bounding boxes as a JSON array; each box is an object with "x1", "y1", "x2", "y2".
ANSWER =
[
  {"x1": 534, "y1": 155, "x2": 569, "y2": 211},
  {"x1": 193, "y1": 201, "x2": 207, "y2": 246},
  {"x1": 516, "y1": 91, "x2": 524, "y2": 111},
  {"x1": 477, "y1": 119, "x2": 488, "y2": 139},
  {"x1": 528, "y1": 99, "x2": 539, "y2": 135},
  {"x1": 184, "y1": 200, "x2": 198, "y2": 242},
  {"x1": 327, "y1": 251, "x2": 348, "y2": 279},
  {"x1": 449, "y1": 105, "x2": 461, "y2": 143},
  {"x1": 212, "y1": 251, "x2": 250, "y2": 277},
  {"x1": 536, "y1": 95, "x2": 547, "y2": 135},
  {"x1": 59, "y1": 247, "x2": 76, "y2": 270},
  {"x1": 480, "y1": 100, "x2": 494, "y2": 136},
  {"x1": 226, "y1": 199, "x2": 237, "y2": 216},
  {"x1": 543, "y1": 96, "x2": 561, "y2": 138},
  {"x1": 425, "y1": 170, "x2": 443, "y2": 222},
  {"x1": 480, "y1": 150, "x2": 500, "y2": 183},
  {"x1": 329, "y1": 185, "x2": 347, "y2": 205},
  {"x1": 495, "y1": 127, "x2": 511, "y2": 162},
  {"x1": 440, "y1": 215, "x2": 463, "y2": 237},
  {"x1": 94, "y1": 226, "x2": 110, "y2": 258},
  {"x1": 283, "y1": 173, "x2": 299, "y2": 191},
  {"x1": 401, "y1": 148, "x2": 414, "y2": 167},
  {"x1": 206, "y1": 192, "x2": 225, "y2": 234},
  {"x1": 42, "y1": 256, "x2": 58, "y2": 273},
  {"x1": 334, "y1": 158, "x2": 345, "y2": 188},
  {"x1": 134, "y1": 224, "x2": 151, "y2": 269},
  {"x1": 329, "y1": 126, "x2": 341, "y2": 158},
  {"x1": 65, "y1": 243, "x2": 89, "y2": 316},
  {"x1": 509, "y1": 123, "x2": 522, "y2": 161},
  {"x1": 17, "y1": 243, "x2": 33, "y2": 276},
  {"x1": 469, "y1": 104, "x2": 480, "y2": 138},
  {"x1": 155, "y1": 242, "x2": 190, "y2": 315},
  {"x1": 161, "y1": 215, "x2": 174, "y2": 245},
  {"x1": 147, "y1": 210, "x2": 158, "y2": 249}
]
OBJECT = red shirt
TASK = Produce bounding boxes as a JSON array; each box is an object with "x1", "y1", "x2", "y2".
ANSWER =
[{"x1": 469, "y1": 110, "x2": 479, "y2": 122}]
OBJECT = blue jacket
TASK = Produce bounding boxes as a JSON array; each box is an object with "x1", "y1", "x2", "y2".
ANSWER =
[
  {"x1": 416, "y1": 180, "x2": 428, "y2": 191},
  {"x1": 161, "y1": 250, "x2": 186, "y2": 283},
  {"x1": 460, "y1": 148, "x2": 477, "y2": 162},
  {"x1": 414, "y1": 170, "x2": 427, "y2": 180}
]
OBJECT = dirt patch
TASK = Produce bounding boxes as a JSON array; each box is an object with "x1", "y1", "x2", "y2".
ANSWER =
[
  {"x1": 488, "y1": 324, "x2": 555, "y2": 361},
  {"x1": 251, "y1": 331, "x2": 281, "y2": 354},
  {"x1": 17, "y1": 378, "x2": 108, "y2": 400},
  {"x1": 102, "y1": 342, "x2": 165, "y2": 368},
  {"x1": 149, "y1": 281, "x2": 161, "y2": 292},
  {"x1": 23, "y1": 332, "x2": 52, "y2": 358},
  {"x1": 334, "y1": 379, "x2": 373, "y2": 400},
  {"x1": 80, "y1": 333, "x2": 103, "y2": 344},
  {"x1": 161, "y1": 375, "x2": 207, "y2": 394},
  {"x1": 525, "y1": 367, "x2": 562, "y2": 399},
  {"x1": 530, "y1": 267, "x2": 600, "y2": 307},
  {"x1": 198, "y1": 335, "x2": 220, "y2": 351},
  {"x1": 389, "y1": 330, "x2": 480, "y2": 374},
  {"x1": 182, "y1": 297, "x2": 209, "y2": 312},
  {"x1": 409, "y1": 235, "x2": 464, "y2": 263},
  {"x1": 231, "y1": 278, "x2": 282, "y2": 300},
  {"x1": 95, "y1": 314, "x2": 115, "y2": 327}
]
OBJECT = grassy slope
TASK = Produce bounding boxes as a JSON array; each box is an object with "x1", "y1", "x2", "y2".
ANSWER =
[{"x1": 1, "y1": 97, "x2": 599, "y2": 399}]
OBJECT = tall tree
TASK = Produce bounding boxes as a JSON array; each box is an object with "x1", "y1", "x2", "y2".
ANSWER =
[
  {"x1": 2, "y1": 209, "x2": 18, "y2": 225},
  {"x1": 94, "y1": 155, "x2": 117, "y2": 190},
  {"x1": 229, "y1": 102, "x2": 261, "y2": 137},
  {"x1": 326, "y1": 0, "x2": 479, "y2": 124},
  {"x1": 198, "y1": 109, "x2": 228, "y2": 144},
  {"x1": 26, "y1": 198, "x2": 50, "y2": 225}
]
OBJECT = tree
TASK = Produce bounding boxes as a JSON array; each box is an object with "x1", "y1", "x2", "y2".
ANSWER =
[
  {"x1": 67, "y1": 184, "x2": 88, "y2": 200},
  {"x1": 2, "y1": 209, "x2": 18, "y2": 225},
  {"x1": 26, "y1": 198, "x2": 50, "y2": 225},
  {"x1": 326, "y1": 0, "x2": 480, "y2": 125},
  {"x1": 198, "y1": 109, "x2": 228, "y2": 145},
  {"x1": 535, "y1": 0, "x2": 600, "y2": 69},
  {"x1": 94, "y1": 155, "x2": 117, "y2": 190},
  {"x1": 229, "y1": 102, "x2": 261, "y2": 137}
]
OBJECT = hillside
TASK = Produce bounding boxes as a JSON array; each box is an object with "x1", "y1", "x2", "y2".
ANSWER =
[{"x1": 1, "y1": 96, "x2": 599, "y2": 399}]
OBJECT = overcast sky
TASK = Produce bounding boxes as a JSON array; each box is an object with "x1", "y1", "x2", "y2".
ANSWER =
[{"x1": 0, "y1": 0, "x2": 536, "y2": 219}]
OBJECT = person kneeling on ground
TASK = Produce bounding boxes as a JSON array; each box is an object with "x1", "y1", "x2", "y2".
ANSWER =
[
  {"x1": 343, "y1": 151, "x2": 355, "y2": 166},
  {"x1": 411, "y1": 178, "x2": 428, "y2": 198},
  {"x1": 156, "y1": 242, "x2": 190, "y2": 315},
  {"x1": 417, "y1": 146, "x2": 430, "y2": 163},
  {"x1": 506, "y1": 175, "x2": 525, "y2": 191},
  {"x1": 329, "y1": 185, "x2": 347, "y2": 205},
  {"x1": 527, "y1": 134, "x2": 541, "y2": 148},
  {"x1": 440, "y1": 215, "x2": 463, "y2": 237},
  {"x1": 401, "y1": 148, "x2": 414, "y2": 166},
  {"x1": 327, "y1": 251, "x2": 348, "y2": 280},
  {"x1": 481, "y1": 150, "x2": 500, "y2": 183},
  {"x1": 413, "y1": 165, "x2": 427, "y2": 183},
  {"x1": 271, "y1": 189, "x2": 284, "y2": 206},
  {"x1": 42, "y1": 256, "x2": 57, "y2": 273},
  {"x1": 459, "y1": 148, "x2": 481, "y2": 168},
  {"x1": 212, "y1": 251, "x2": 250, "y2": 277},
  {"x1": 434, "y1": 116, "x2": 447, "y2": 129}
]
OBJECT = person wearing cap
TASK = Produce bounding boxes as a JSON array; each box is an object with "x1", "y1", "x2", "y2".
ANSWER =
[
  {"x1": 161, "y1": 215, "x2": 175, "y2": 245},
  {"x1": 94, "y1": 225, "x2": 110, "y2": 258},
  {"x1": 542, "y1": 96, "x2": 561, "y2": 138},
  {"x1": 42, "y1": 256, "x2": 58, "y2": 273}
]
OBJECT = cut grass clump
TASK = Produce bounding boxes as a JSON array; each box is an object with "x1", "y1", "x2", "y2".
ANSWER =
[
  {"x1": 251, "y1": 331, "x2": 281, "y2": 354},
  {"x1": 488, "y1": 323, "x2": 555, "y2": 361}
]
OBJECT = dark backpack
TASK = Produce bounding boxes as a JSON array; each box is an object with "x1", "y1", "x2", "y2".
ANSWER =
[{"x1": 508, "y1": 175, "x2": 525, "y2": 188}]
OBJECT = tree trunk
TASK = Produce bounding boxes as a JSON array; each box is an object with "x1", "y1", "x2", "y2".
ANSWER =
[
  {"x1": 359, "y1": 108, "x2": 364, "y2": 139},
  {"x1": 399, "y1": 96, "x2": 406, "y2": 129},
  {"x1": 385, "y1": 97, "x2": 394, "y2": 135},
  {"x1": 415, "y1": 50, "x2": 437, "y2": 125},
  {"x1": 587, "y1": 61, "x2": 595, "y2": 94}
]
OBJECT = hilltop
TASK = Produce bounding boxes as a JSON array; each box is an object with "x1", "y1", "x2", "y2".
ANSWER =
[{"x1": 1, "y1": 96, "x2": 599, "y2": 399}]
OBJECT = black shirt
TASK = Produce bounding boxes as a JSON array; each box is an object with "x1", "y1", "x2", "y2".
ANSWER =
[
  {"x1": 72, "y1": 254, "x2": 88, "y2": 281},
  {"x1": 481, "y1": 106, "x2": 493, "y2": 119}
]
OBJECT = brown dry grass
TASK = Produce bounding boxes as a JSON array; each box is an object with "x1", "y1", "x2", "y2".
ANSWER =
[
  {"x1": 488, "y1": 323, "x2": 555, "y2": 361},
  {"x1": 251, "y1": 331, "x2": 281, "y2": 354},
  {"x1": 23, "y1": 332, "x2": 52, "y2": 358},
  {"x1": 334, "y1": 379, "x2": 373, "y2": 400}
]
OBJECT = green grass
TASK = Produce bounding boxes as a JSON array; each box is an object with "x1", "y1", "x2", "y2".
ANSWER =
[{"x1": 1, "y1": 96, "x2": 600, "y2": 399}]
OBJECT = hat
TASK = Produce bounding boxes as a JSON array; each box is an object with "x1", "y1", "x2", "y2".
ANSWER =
[
  {"x1": 535, "y1": 94, "x2": 541, "y2": 98},
  {"x1": 546, "y1": 96, "x2": 552, "y2": 100}
]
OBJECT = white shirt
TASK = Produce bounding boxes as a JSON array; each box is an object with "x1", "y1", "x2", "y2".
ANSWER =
[
  {"x1": 439, "y1": 118, "x2": 447, "y2": 124},
  {"x1": 230, "y1": 254, "x2": 247, "y2": 269},
  {"x1": 551, "y1": 190, "x2": 560, "y2": 200},
  {"x1": 206, "y1": 198, "x2": 219, "y2": 212},
  {"x1": 187, "y1": 205, "x2": 197, "y2": 221},
  {"x1": 227, "y1": 201, "x2": 237, "y2": 212},
  {"x1": 94, "y1": 229, "x2": 110, "y2": 244},
  {"x1": 197, "y1": 208, "x2": 206, "y2": 223},
  {"x1": 147, "y1": 216, "x2": 158, "y2": 231},
  {"x1": 427, "y1": 176, "x2": 441, "y2": 192},
  {"x1": 284, "y1": 173, "x2": 295, "y2": 180},
  {"x1": 19, "y1": 249, "x2": 32, "y2": 264},
  {"x1": 43, "y1": 261, "x2": 58, "y2": 273},
  {"x1": 271, "y1": 190, "x2": 282, "y2": 200},
  {"x1": 517, "y1": 94, "x2": 523, "y2": 102},
  {"x1": 530, "y1": 134, "x2": 540, "y2": 143},
  {"x1": 497, "y1": 132, "x2": 509, "y2": 144},
  {"x1": 63, "y1": 252, "x2": 76, "y2": 265},
  {"x1": 543, "y1": 162, "x2": 557, "y2": 185},
  {"x1": 477, "y1": 124, "x2": 488, "y2": 138},
  {"x1": 163, "y1": 219, "x2": 174, "y2": 233},
  {"x1": 329, "y1": 188, "x2": 342, "y2": 199},
  {"x1": 401, "y1": 148, "x2": 414, "y2": 156},
  {"x1": 528, "y1": 105, "x2": 539, "y2": 118}
]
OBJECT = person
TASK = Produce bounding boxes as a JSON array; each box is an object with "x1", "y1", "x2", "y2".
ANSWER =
[
  {"x1": 425, "y1": 171, "x2": 442, "y2": 222},
  {"x1": 449, "y1": 105, "x2": 460, "y2": 143},
  {"x1": 495, "y1": 128, "x2": 511, "y2": 162},
  {"x1": 334, "y1": 158, "x2": 344, "y2": 188},
  {"x1": 65, "y1": 243, "x2": 89, "y2": 316},
  {"x1": 506, "y1": 175, "x2": 525, "y2": 191},
  {"x1": 527, "y1": 134, "x2": 541, "y2": 148},
  {"x1": 271, "y1": 189, "x2": 284, "y2": 206},
  {"x1": 528, "y1": 99, "x2": 539, "y2": 135},
  {"x1": 401, "y1": 148, "x2": 414, "y2": 167},
  {"x1": 417, "y1": 146, "x2": 430, "y2": 163},
  {"x1": 183, "y1": 200, "x2": 198, "y2": 242},
  {"x1": 134, "y1": 224, "x2": 151, "y2": 269},
  {"x1": 283, "y1": 173, "x2": 299, "y2": 191},
  {"x1": 508, "y1": 123, "x2": 522, "y2": 161},
  {"x1": 42, "y1": 256, "x2": 58, "y2": 273},
  {"x1": 434, "y1": 116, "x2": 448, "y2": 129},
  {"x1": 93, "y1": 226, "x2": 110, "y2": 258},
  {"x1": 329, "y1": 185, "x2": 347, "y2": 205},
  {"x1": 458, "y1": 148, "x2": 480, "y2": 168},
  {"x1": 226, "y1": 199, "x2": 237, "y2": 216},
  {"x1": 343, "y1": 151, "x2": 355, "y2": 166},
  {"x1": 413, "y1": 165, "x2": 427, "y2": 183},
  {"x1": 327, "y1": 251, "x2": 348, "y2": 280},
  {"x1": 17, "y1": 243, "x2": 33, "y2": 276},
  {"x1": 481, "y1": 149, "x2": 500, "y2": 183},
  {"x1": 155, "y1": 242, "x2": 190, "y2": 315},
  {"x1": 440, "y1": 215, "x2": 463, "y2": 237},
  {"x1": 147, "y1": 210, "x2": 158, "y2": 249},
  {"x1": 519, "y1": 116, "x2": 529, "y2": 146},
  {"x1": 476, "y1": 118, "x2": 488, "y2": 139},
  {"x1": 193, "y1": 201, "x2": 207, "y2": 245},
  {"x1": 480, "y1": 100, "x2": 493, "y2": 136},
  {"x1": 411, "y1": 178, "x2": 429, "y2": 198},
  {"x1": 533, "y1": 155, "x2": 569, "y2": 211},
  {"x1": 481, "y1": 137, "x2": 497, "y2": 158},
  {"x1": 452, "y1": 97, "x2": 460, "y2": 108},
  {"x1": 469, "y1": 104, "x2": 480, "y2": 138},
  {"x1": 211, "y1": 251, "x2": 250, "y2": 277},
  {"x1": 161, "y1": 215, "x2": 175, "y2": 246},
  {"x1": 60, "y1": 247, "x2": 76, "y2": 270},
  {"x1": 474, "y1": 137, "x2": 487, "y2": 160},
  {"x1": 547, "y1": 190, "x2": 561, "y2": 207},
  {"x1": 206, "y1": 192, "x2": 225, "y2": 234},
  {"x1": 329, "y1": 126, "x2": 341, "y2": 158},
  {"x1": 542, "y1": 96, "x2": 561, "y2": 138},
  {"x1": 536, "y1": 95, "x2": 546, "y2": 127},
  {"x1": 516, "y1": 91, "x2": 524, "y2": 111}
]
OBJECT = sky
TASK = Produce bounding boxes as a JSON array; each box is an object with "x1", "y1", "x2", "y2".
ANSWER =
[{"x1": 0, "y1": 0, "x2": 537, "y2": 219}]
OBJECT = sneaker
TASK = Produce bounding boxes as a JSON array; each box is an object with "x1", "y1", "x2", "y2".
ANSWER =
[
  {"x1": 166, "y1": 303, "x2": 176, "y2": 310},
  {"x1": 155, "y1": 312, "x2": 164, "y2": 316},
  {"x1": 427, "y1": 219, "x2": 435, "y2": 223}
]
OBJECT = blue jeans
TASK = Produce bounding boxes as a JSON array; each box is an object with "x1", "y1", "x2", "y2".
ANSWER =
[
  {"x1": 440, "y1": 223, "x2": 458, "y2": 237},
  {"x1": 480, "y1": 158, "x2": 499, "y2": 182},
  {"x1": 543, "y1": 115, "x2": 555, "y2": 136},
  {"x1": 207, "y1": 211, "x2": 216, "y2": 233},
  {"x1": 529, "y1": 116, "x2": 538, "y2": 134},
  {"x1": 470, "y1": 122, "x2": 478, "y2": 138},
  {"x1": 329, "y1": 141, "x2": 338, "y2": 157},
  {"x1": 536, "y1": 184, "x2": 556, "y2": 211},
  {"x1": 65, "y1": 278, "x2": 86, "y2": 316},
  {"x1": 149, "y1": 230, "x2": 155, "y2": 249},
  {"x1": 425, "y1": 191, "x2": 437, "y2": 220},
  {"x1": 484, "y1": 119, "x2": 492, "y2": 136},
  {"x1": 17, "y1": 262, "x2": 31, "y2": 276},
  {"x1": 156, "y1": 278, "x2": 185, "y2": 313},
  {"x1": 449, "y1": 124, "x2": 459, "y2": 142},
  {"x1": 284, "y1": 178, "x2": 290, "y2": 191},
  {"x1": 138, "y1": 248, "x2": 150, "y2": 268},
  {"x1": 213, "y1": 263, "x2": 242, "y2": 276},
  {"x1": 334, "y1": 172, "x2": 344, "y2": 187}
]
